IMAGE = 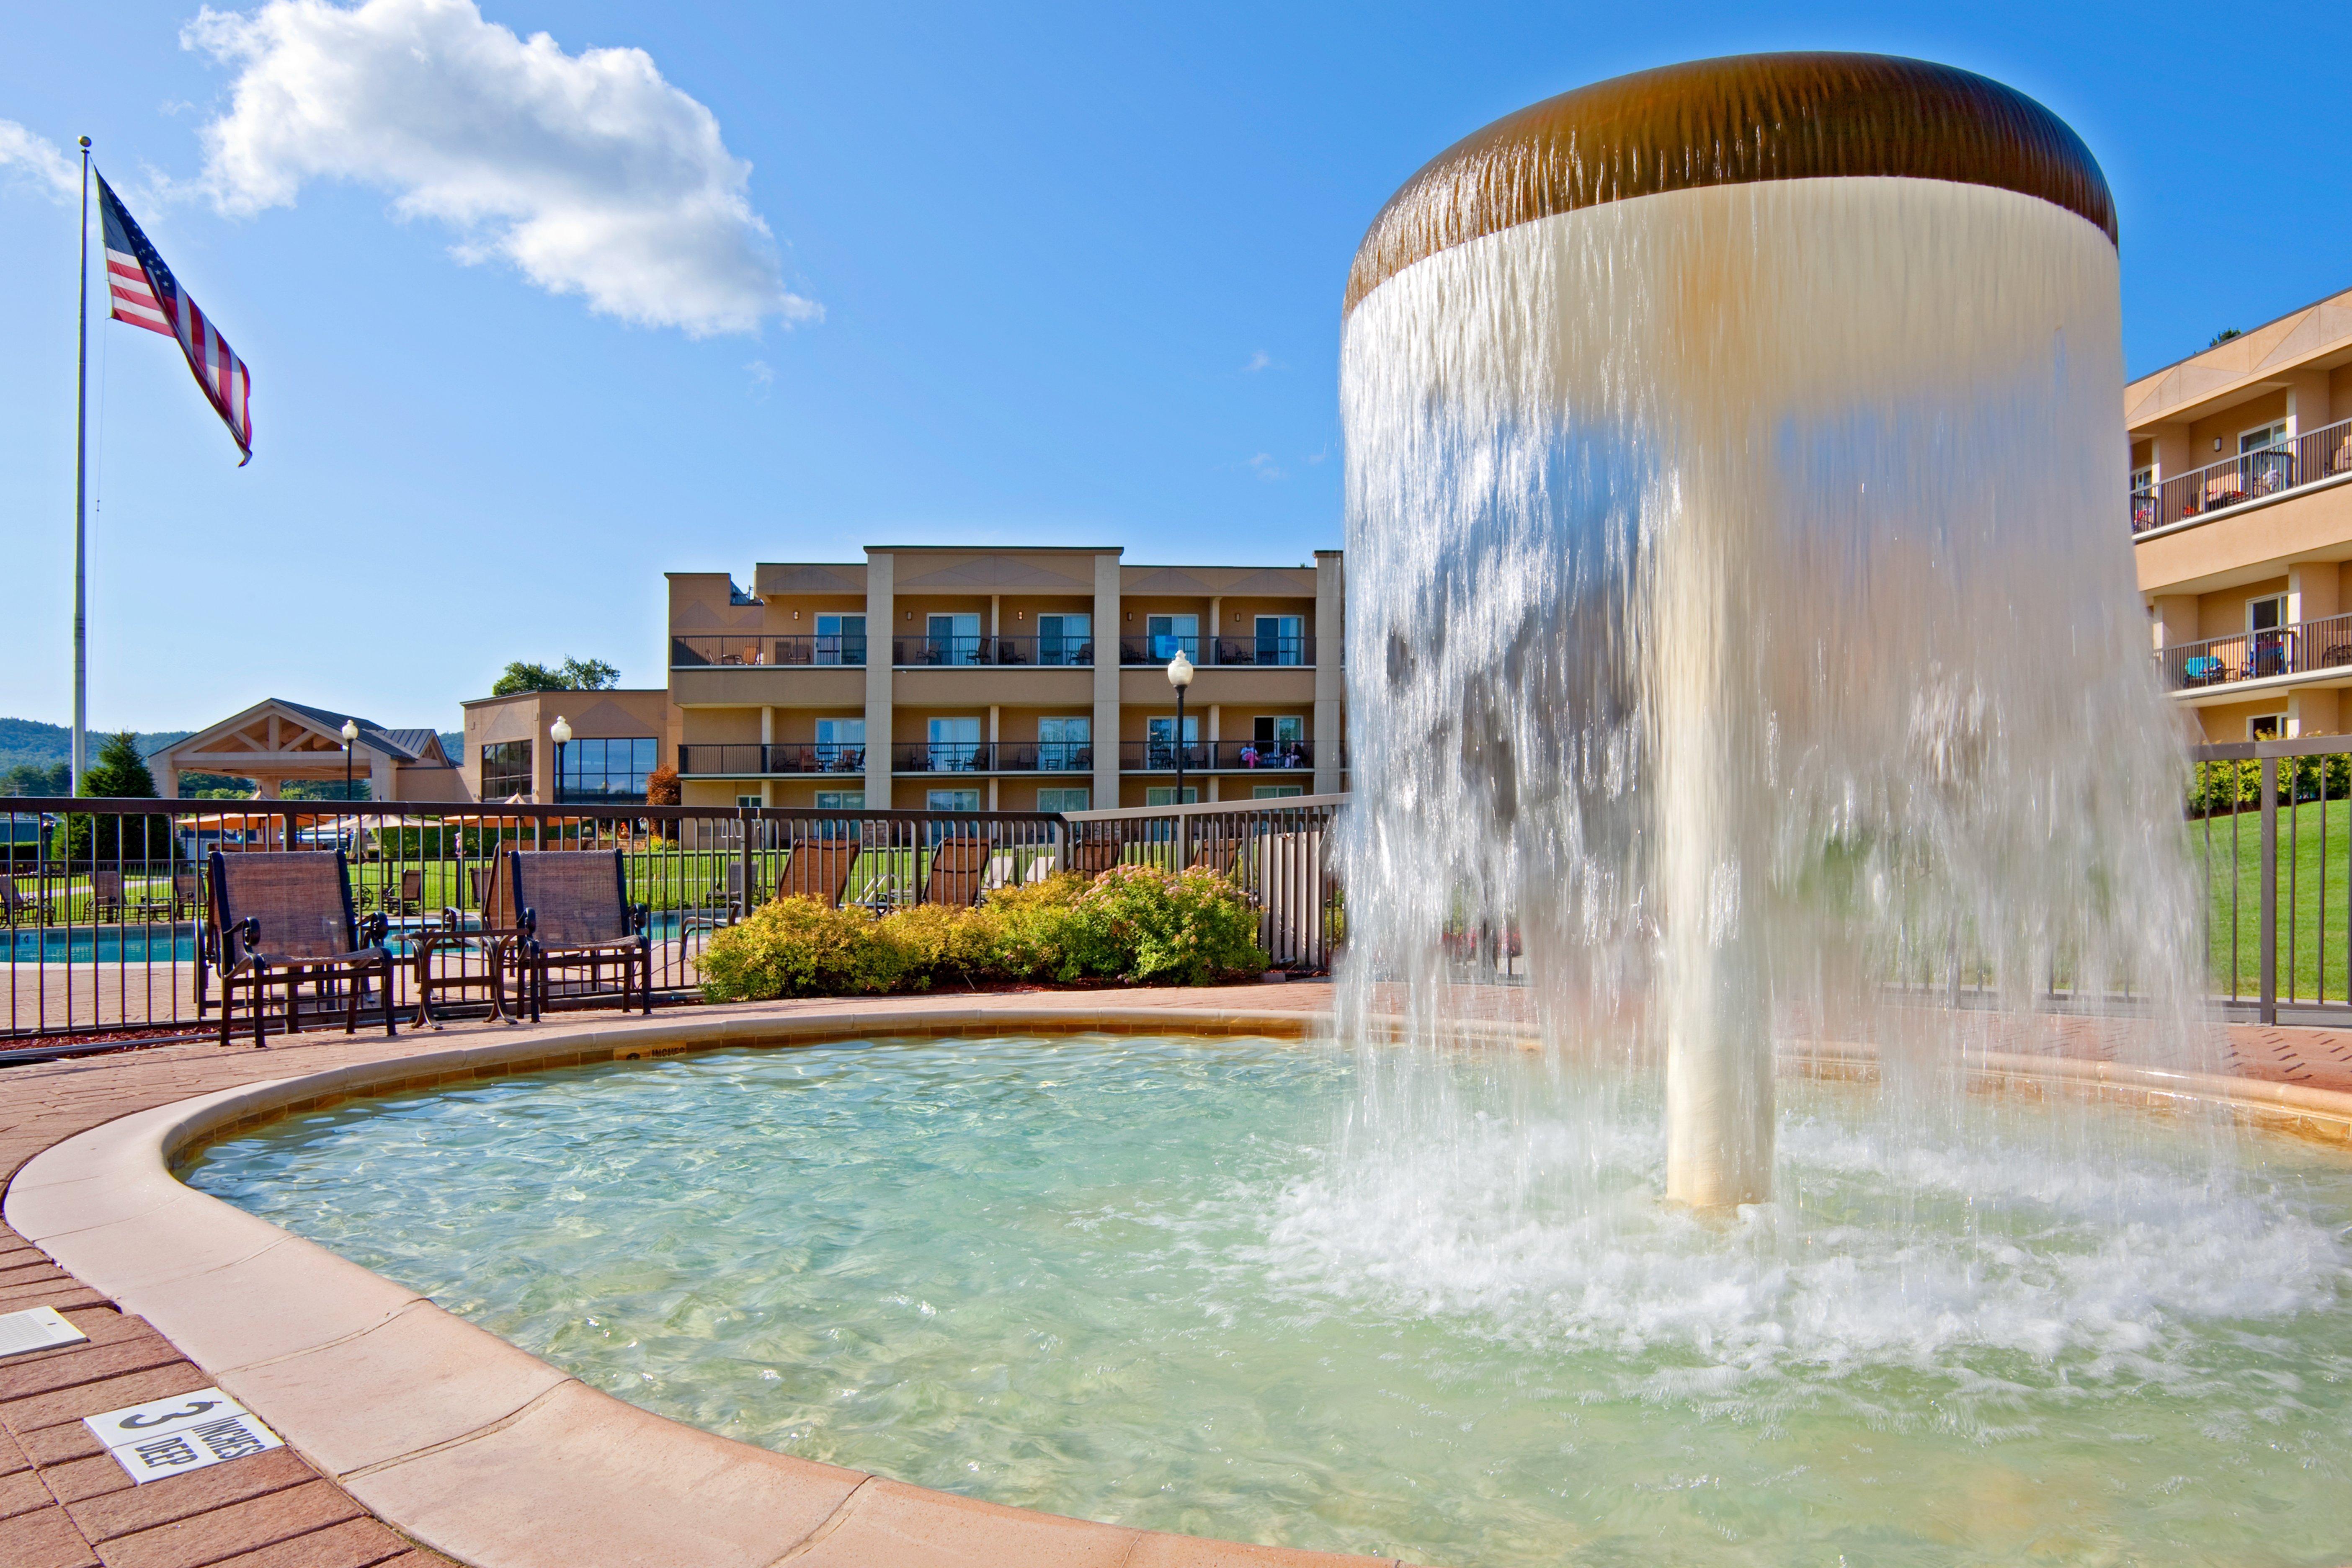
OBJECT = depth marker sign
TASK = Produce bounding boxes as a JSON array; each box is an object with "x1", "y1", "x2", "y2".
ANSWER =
[{"x1": 85, "y1": 1388, "x2": 283, "y2": 1483}]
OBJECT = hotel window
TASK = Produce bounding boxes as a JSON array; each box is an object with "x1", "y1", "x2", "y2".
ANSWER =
[
  {"x1": 2242, "y1": 420, "x2": 2293, "y2": 494},
  {"x1": 2250, "y1": 714, "x2": 2285, "y2": 740},
  {"x1": 815, "y1": 718, "x2": 864, "y2": 770},
  {"x1": 1038, "y1": 716, "x2": 1089, "y2": 771},
  {"x1": 1146, "y1": 614, "x2": 1199, "y2": 659},
  {"x1": 480, "y1": 741, "x2": 531, "y2": 799},
  {"x1": 1146, "y1": 715, "x2": 1199, "y2": 769},
  {"x1": 928, "y1": 716, "x2": 983, "y2": 771},
  {"x1": 1037, "y1": 787, "x2": 1090, "y2": 812},
  {"x1": 1255, "y1": 614, "x2": 1305, "y2": 665},
  {"x1": 737, "y1": 794, "x2": 763, "y2": 809},
  {"x1": 815, "y1": 614, "x2": 866, "y2": 666},
  {"x1": 925, "y1": 613, "x2": 983, "y2": 665},
  {"x1": 1251, "y1": 784, "x2": 1304, "y2": 799},
  {"x1": 814, "y1": 790, "x2": 864, "y2": 811},
  {"x1": 1037, "y1": 614, "x2": 1090, "y2": 666},
  {"x1": 927, "y1": 788, "x2": 983, "y2": 812},
  {"x1": 1144, "y1": 786, "x2": 1199, "y2": 805},
  {"x1": 559, "y1": 737, "x2": 657, "y2": 803}
]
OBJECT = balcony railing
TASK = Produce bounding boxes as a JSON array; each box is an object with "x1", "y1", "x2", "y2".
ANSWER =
[
  {"x1": 678, "y1": 744, "x2": 867, "y2": 775},
  {"x1": 671, "y1": 637, "x2": 866, "y2": 668},
  {"x1": 1120, "y1": 740, "x2": 1323, "y2": 771},
  {"x1": 1118, "y1": 636, "x2": 1314, "y2": 667},
  {"x1": 890, "y1": 636, "x2": 1093, "y2": 668},
  {"x1": 892, "y1": 743, "x2": 1094, "y2": 774},
  {"x1": 2131, "y1": 415, "x2": 2352, "y2": 534},
  {"x1": 2159, "y1": 611, "x2": 2352, "y2": 691}
]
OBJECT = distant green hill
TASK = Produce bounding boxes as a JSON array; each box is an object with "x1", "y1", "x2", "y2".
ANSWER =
[{"x1": 0, "y1": 717, "x2": 191, "y2": 773}]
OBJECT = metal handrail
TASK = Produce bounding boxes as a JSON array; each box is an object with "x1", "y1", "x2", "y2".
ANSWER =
[
  {"x1": 2132, "y1": 414, "x2": 2352, "y2": 534},
  {"x1": 2158, "y1": 609, "x2": 2352, "y2": 691}
]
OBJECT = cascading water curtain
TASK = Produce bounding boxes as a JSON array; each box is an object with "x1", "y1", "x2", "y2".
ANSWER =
[{"x1": 1336, "y1": 129, "x2": 2211, "y2": 1208}]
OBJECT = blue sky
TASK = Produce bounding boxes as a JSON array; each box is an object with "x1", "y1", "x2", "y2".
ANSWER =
[{"x1": 2, "y1": 1, "x2": 2346, "y2": 733}]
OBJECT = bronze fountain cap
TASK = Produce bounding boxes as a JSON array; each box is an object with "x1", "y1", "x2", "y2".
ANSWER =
[{"x1": 1344, "y1": 52, "x2": 2115, "y2": 316}]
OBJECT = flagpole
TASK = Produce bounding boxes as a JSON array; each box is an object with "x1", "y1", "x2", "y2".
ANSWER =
[{"x1": 72, "y1": 136, "x2": 90, "y2": 793}]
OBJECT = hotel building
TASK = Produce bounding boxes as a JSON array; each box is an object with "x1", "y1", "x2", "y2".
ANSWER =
[
  {"x1": 663, "y1": 545, "x2": 1346, "y2": 811},
  {"x1": 2136, "y1": 286, "x2": 2352, "y2": 740}
]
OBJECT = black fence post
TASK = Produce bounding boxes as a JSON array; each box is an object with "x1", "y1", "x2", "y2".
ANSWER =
[{"x1": 2261, "y1": 750, "x2": 2279, "y2": 1025}]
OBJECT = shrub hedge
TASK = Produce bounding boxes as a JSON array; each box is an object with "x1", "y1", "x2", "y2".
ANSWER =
[{"x1": 697, "y1": 864, "x2": 1270, "y2": 1002}]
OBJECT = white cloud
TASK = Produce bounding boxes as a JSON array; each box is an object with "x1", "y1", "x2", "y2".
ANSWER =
[
  {"x1": 1243, "y1": 349, "x2": 1279, "y2": 373},
  {"x1": 744, "y1": 358, "x2": 773, "y2": 400},
  {"x1": 1248, "y1": 452, "x2": 1285, "y2": 482},
  {"x1": 183, "y1": 0, "x2": 814, "y2": 336},
  {"x1": 0, "y1": 121, "x2": 83, "y2": 203}
]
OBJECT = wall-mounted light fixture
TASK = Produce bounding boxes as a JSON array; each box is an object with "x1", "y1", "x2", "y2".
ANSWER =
[
  {"x1": 792, "y1": 609, "x2": 800, "y2": 620},
  {"x1": 905, "y1": 610, "x2": 914, "y2": 621},
  {"x1": 1125, "y1": 611, "x2": 1134, "y2": 622}
]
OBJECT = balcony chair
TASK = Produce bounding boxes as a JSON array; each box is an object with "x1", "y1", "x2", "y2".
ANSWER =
[
  {"x1": 206, "y1": 849, "x2": 397, "y2": 1049},
  {"x1": 2179, "y1": 655, "x2": 2226, "y2": 687},
  {"x1": 415, "y1": 851, "x2": 525, "y2": 1027},
  {"x1": 506, "y1": 848, "x2": 652, "y2": 1021}
]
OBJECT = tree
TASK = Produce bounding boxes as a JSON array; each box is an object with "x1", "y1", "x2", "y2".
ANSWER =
[
  {"x1": 645, "y1": 763, "x2": 680, "y2": 807},
  {"x1": 491, "y1": 657, "x2": 621, "y2": 696},
  {"x1": 69, "y1": 731, "x2": 168, "y2": 862},
  {"x1": 1, "y1": 761, "x2": 70, "y2": 797}
]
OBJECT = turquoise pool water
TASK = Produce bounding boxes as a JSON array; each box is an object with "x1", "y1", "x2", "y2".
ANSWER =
[{"x1": 183, "y1": 1034, "x2": 2352, "y2": 1566}]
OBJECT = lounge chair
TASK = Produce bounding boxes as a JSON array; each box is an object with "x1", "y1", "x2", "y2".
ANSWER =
[
  {"x1": 207, "y1": 849, "x2": 397, "y2": 1049},
  {"x1": 373, "y1": 867, "x2": 424, "y2": 918},
  {"x1": 774, "y1": 842, "x2": 859, "y2": 908},
  {"x1": 1067, "y1": 834, "x2": 1124, "y2": 878},
  {"x1": 1191, "y1": 836, "x2": 1241, "y2": 877},
  {"x1": 0, "y1": 874, "x2": 49, "y2": 926},
  {"x1": 89, "y1": 869, "x2": 125, "y2": 923},
  {"x1": 925, "y1": 837, "x2": 990, "y2": 907},
  {"x1": 415, "y1": 852, "x2": 524, "y2": 1027},
  {"x1": 507, "y1": 849, "x2": 652, "y2": 1020}
]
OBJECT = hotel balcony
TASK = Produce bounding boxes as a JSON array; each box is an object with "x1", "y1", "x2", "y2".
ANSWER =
[
  {"x1": 677, "y1": 744, "x2": 867, "y2": 776},
  {"x1": 1117, "y1": 741, "x2": 1330, "y2": 772},
  {"x1": 671, "y1": 636, "x2": 867, "y2": 668},
  {"x1": 1117, "y1": 636, "x2": 1313, "y2": 667},
  {"x1": 892, "y1": 743, "x2": 1095, "y2": 774},
  {"x1": 889, "y1": 637, "x2": 1094, "y2": 668},
  {"x1": 2131, "y1": 415, "x2": 2352, "y2": 536},
  {"x1": 2158, "y1": 611, "x2": 2352, "y2": 700}
]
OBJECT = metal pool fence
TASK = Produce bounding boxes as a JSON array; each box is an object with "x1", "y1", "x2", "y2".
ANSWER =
[
  {"x1": 2188, "y1": 736, "x2": 2352, "y2": 1023},
  {"x1": 0, "y1": 794, "x2": 1344, "y2": 1045}
]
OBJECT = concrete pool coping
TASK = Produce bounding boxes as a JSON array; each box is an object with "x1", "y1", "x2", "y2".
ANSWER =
[{"x1": 9, "y1": 1001, "x2": 2352, "y2": 1568}]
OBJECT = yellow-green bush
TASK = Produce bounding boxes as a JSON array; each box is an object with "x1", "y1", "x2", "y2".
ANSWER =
[{"x1": 698, "y1": 867, "x2": 1269, "y2": 1003}]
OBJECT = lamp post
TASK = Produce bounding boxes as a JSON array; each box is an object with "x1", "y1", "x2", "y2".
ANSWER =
[
  {"x1": 550, "y1": 716, "x2": 572, "y2": 807},
  {"x1": 340, "y1": 718, "x2": 359, "y2": 800},
  {"x1": 1166, "y1": 650, "x2": 1194, "y2": 862}
]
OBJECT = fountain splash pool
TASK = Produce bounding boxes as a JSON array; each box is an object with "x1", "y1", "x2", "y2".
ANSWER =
[{"x1": 182, "y1": 1034, "x2": 2352, "y2": 1566}]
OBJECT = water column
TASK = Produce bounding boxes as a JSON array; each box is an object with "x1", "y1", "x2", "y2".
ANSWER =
[{"x1": 1337, "y1": 55, "x2": 2155, "y2": 1208}]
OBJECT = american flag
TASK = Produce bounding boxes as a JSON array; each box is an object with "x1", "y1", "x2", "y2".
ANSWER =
[{"x1": 97, "y1": 171, "x2": 252, "y2": 464}]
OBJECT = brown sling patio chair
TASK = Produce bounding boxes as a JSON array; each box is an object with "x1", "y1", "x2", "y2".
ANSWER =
[
  {"x1": 89, "y1": 869, "x2": 125, "y2": 923},
  {"x1": 415, "y1": 851, "x2": 525, "y2": 1027},
  {"x1": 380, "y1": 867, "x2": 424, "y2": 917},
  {"x1": 924, "y1": 836, "x2": 990, "y2": 908},
  {"x1": 1190, "y1": 835, "x2": 1242, "y2": 877},
  {"x1": 507, "y1": 848, "x2": 652, "y2": 1021},
  {"x1": 773, "y1": 841, "x2": 859, "y2": 908},
  {"x1": 0, "y1": 874, "x2": 49, "y2": 926},
  {"x1": 206, "y1": 849, "x2": 397, "y2": 1049},
  {"x1": 1066, "y1": 833, "x2": 1124, "y2": 878}
]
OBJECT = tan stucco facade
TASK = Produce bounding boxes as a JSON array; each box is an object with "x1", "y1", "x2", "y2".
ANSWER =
[
  {"x1": 2133, "y1": 286, "x2": 2352, "y2": 740},
  {"x1": 668, "y1": 546, "x2": 1346, "y2": 812}
]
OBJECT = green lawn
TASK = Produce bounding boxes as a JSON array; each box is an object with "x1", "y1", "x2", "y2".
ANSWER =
[{"x1": 2193, "y1": 800, "x2": 2352, "y2": 1001}]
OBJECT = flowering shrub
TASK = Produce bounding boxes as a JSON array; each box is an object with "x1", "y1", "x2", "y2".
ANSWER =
[{"x1": 698, "y1": 867, "x2": 1268, "y2": 1002}]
